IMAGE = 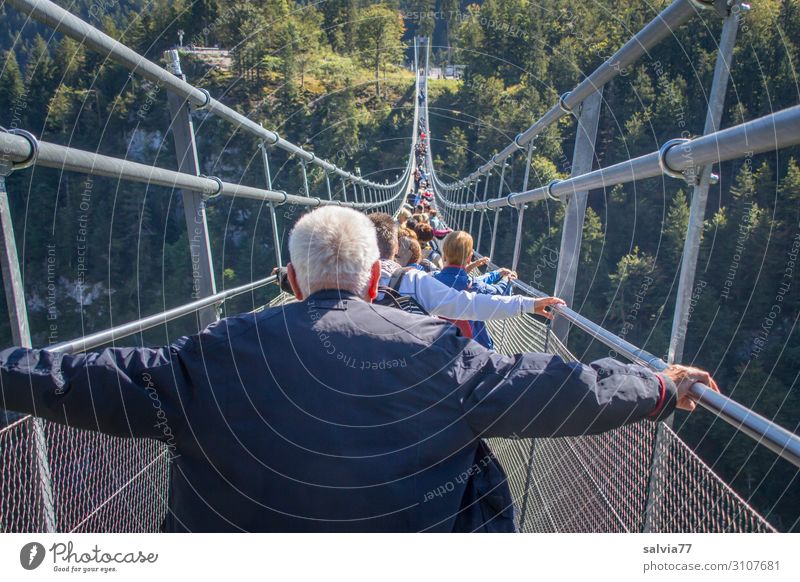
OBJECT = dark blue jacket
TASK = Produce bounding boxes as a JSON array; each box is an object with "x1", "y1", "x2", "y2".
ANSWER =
[
  {"x1": 433, "y1": 266, "x2": 511, "y2": 349},
  {"x1": 0, "y1": 290, "x2": 675, "y2": 532}
]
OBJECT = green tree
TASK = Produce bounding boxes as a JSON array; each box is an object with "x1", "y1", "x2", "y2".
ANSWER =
[
  {"x1": 607, "y1": 247, "x2": 656, "y2": 325},
  {"x1": 442, "y1": 126, "x2": 468, "y2": 175},
  {"x1": 189, "y1": 0, "x2": 220, "y2": 45},
  {"x1": 471, "y1": 0, "x2": 530, "y2": 84},
  {"x1": 53, "y1": 37, "x2": 86, "y2": 87},
  {"x1": 776, "y1": 158, "x2": 800, "y2": 235},
  {"x1": 0, "y1": 51, "x2": 25, "y2": 126},
  {"x1": 321, "y1": 0, "x2": 357, "y2": 52},
  {"x1": 440, "y1": 0, "x2": 460, "y2": 60},
  {"x1": 354, "y1": 5, "x2": 405, "y2": 97},
  {"x1": 45, "y1": 85, "x2": 76, "y2": 135},
  {"x1": 292, "y1": 9, "x2": 324, "y2": 88},
  {"x1": 451, "y1": 3, "x2": 483, "y2": 72},
  {"x1": 661, "y1": 189, "x2": 690, "y2": 268},
  {"x1": 23, "y1": 35, "x2": 55, "y2": 126},
  {"x1": 317, "y1": 79, "x2": 361, "y2": 167}
]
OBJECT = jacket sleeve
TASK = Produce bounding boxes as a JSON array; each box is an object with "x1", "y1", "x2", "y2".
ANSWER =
[
  {"x1": 405, "y1": 270, "x2": 536, "y2": 320},
  {"x1": 470, "y1": 276, "x2": 510, "y2": 296},
  {"x1": 477, "y1": 270, "x2": 502, "y2": 285},
  {"x1": 454, "y1": 343, "x2": 677, "y2": 438},
  {"x1": 0, "y1": 342, "x2": 194, "y2": 441}
]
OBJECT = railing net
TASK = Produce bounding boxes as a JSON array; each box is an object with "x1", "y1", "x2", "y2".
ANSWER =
[
  {"x1": 0, "y1": 417, "x2": 169, "y2": 532},
  {"x1": 484, "y1": 314, "x2": 774, "y2": 533}
]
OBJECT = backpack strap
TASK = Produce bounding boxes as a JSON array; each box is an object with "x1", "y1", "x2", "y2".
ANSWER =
[
  {"x1": 376, "y1": 267, "x2": 432, "y2": 316},
  {"x1": 427, "y1": 249, "x2": 442, "y2": 265},
  {"x1": 387, "y1": 266, "x2": 415, "y2": 293}
]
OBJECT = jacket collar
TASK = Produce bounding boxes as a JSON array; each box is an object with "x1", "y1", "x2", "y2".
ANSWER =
[
  {"x1": 306, "y1": 289, "x2": 363, "y2": 302},
  {"x1": 441, "y1": 265, "x2": 467, "y2": 275}
]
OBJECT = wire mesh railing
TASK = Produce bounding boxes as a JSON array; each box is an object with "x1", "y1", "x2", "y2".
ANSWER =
[
  {"x1": 0, "y1": 417, "x2": 47, "y2": 531},
  {"x1": 0, "y1": 416, "x2": 170, "y2": 532},
  {"x1": 482, "y1": 289, "x2": 775, "y2": 533}
]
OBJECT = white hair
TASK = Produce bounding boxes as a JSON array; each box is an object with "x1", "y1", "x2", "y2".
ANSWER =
[{"x1": 288, "y1": 206, "x2": 379, "y2": 297}]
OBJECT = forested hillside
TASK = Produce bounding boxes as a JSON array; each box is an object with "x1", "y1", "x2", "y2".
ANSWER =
[
  {"x1": 0, "y1": 0, "x2": 414, "y2": 342},
  {"x1": 1, "y1": 0, "x2": 798, "y2": 529}
]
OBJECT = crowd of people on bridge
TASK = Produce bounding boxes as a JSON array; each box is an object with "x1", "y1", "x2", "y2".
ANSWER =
[
  {"x1": 395, "y1": 96, "x2": 524, "y2": 349},
  {"x1": 391, "y1": 203, "x2": 518, "y2": 349},
  {"x1": 412, "y1": 119, "x2": 434, "y2": 208}
]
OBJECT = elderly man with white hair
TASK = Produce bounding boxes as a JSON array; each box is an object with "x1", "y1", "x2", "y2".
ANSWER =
[{"x1": 0, "y1": 206, "x2": 718, "y2": 532}]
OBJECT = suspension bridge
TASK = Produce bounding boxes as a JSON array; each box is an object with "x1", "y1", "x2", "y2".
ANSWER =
[{"x1": 0, "y1": 0, "x2": 799, "y2": 532}]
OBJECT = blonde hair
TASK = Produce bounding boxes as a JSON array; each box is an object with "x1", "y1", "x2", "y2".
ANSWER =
[
  {"x1": 397, "y1": 208, "x2": 412, "y2": 223},
  {"x1": 442, "y1": 230, "x2": 474, "y2": 266}
]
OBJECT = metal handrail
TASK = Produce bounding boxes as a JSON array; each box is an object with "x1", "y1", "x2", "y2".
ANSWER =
[
  {"x1": 439, "y1": 104, "x2": 800, "y2": 210},
  {"x1": 48, "y1": 275, "x2": 278, "y2": 355},
  {"x1": 6, "y1": 0, "x2": 410, "y2": 192},
  {"x1": 474, "y1": 257, "x2": 800, "y2": 470},
  {"x1": 0, "y1": 132, "x2": 404, "y2": 209},
  {"x1": 430, "y1": 0, "x2": 711, "y2": 188}
]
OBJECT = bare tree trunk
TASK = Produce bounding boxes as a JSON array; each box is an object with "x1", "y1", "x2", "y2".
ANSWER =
[{"x1": 375, "y1": 43, "x2": 380, "y2": 97}]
